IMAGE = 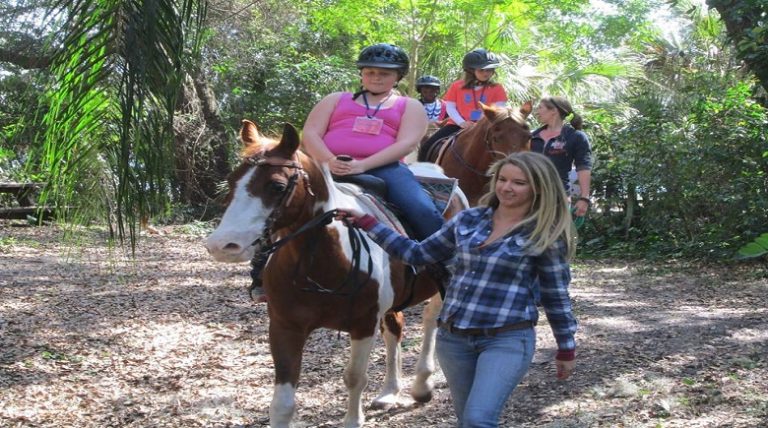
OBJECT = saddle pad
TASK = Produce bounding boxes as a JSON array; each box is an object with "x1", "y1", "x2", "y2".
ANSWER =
[
  {"x1": 415, "y1": 175, "x2": 460, "y2": 215},
  {"x1": 335, "y1": 173, "x2": 462, "y2": 237},
  {"x1": 335, "y1": 182, "x2": 407, "y2": 236}
]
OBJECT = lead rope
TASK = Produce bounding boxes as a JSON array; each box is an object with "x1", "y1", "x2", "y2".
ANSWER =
[
  {"x1": 248, "y1": 173, "x2": 300, "y2": 299},
  {"x1": 248, "y1": 208, "x2": 375, "y2": 300}
]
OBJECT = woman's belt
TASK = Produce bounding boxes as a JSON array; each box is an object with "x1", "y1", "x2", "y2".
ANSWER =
[{"x1": 438, "y1": 320, "x2": 534, "y2": 336}]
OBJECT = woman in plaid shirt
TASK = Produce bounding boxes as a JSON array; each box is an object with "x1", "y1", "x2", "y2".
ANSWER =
[{"x1": 338, "y1": 151, "x2": 578, "y2": 427}]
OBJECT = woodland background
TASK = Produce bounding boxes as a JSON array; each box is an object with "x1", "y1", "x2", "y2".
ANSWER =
[{"x1": 0, "y1": 0, "x2": 767, "y2": 260}]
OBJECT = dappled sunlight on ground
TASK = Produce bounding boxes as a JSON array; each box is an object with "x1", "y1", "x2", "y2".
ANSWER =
[{"x1": 1, "y1": 224, "x2": 766, "y2": 427}]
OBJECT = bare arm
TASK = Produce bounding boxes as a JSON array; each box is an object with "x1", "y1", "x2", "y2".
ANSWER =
[
  {"x1": 573, "y1": 169, "x2": 592, "y2": 217},
  {"x1": 301, "y1": 92, "x2": 343, "y2": 162}
]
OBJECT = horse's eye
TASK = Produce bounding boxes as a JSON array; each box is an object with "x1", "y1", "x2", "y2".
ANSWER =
[{"x1": 268, "y1": 181, "x2": 287, "y2": 194}]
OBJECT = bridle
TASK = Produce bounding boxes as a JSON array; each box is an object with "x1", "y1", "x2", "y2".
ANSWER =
[
  {"x1": 243, "y1": 151, "x2": 373, "y2": 300},
  {"x1": 244, "y1": 151, "x2": 314, "y2": 295},
  {"x1": 448, "y1": 108, "x2": 531, "y2": 177},
  {"x1": 243, "y1": 151, "x2": 314, "y2": 210}
]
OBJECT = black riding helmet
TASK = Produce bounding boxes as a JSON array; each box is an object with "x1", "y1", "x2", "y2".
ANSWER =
[
  {"x1": 356, "y1": 43, "x2": 410, "y2": 78},
  {"x1": 462, "y1": 48, "x2": 501, "y2": 71},
  {"x1": 416, "y1": 75, "x2": 441, "y2": 89}
]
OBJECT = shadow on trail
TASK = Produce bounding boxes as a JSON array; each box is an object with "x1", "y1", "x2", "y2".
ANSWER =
[
  {"x1": 501, "y1": 261, "x2": 768, "y2": 426},
  {"x1": 2, "y1": 228, "x2": 767, "y2": 427}
]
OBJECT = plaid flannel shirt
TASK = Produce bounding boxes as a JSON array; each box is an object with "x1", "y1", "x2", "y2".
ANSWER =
[{"x1": 366, "y1": 206, "x2": 577, "y2": 351}]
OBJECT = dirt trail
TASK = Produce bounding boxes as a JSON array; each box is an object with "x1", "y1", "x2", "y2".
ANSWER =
[{"x1": 1, "y1": 224, "x2": 766, "y2": 427}]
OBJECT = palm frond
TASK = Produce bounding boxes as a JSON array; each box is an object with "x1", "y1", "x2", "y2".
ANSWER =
[{"x1": 37, "y1": 0, "x2": 207, "y2": 247}]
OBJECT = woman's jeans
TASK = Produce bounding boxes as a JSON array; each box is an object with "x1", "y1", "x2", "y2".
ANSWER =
[
  {"x1": 366, "y1": 161, "x2": 444, "y2": 240},
  {"x1": 436, "y1": 327, "x2": 536, "y2": 427}
]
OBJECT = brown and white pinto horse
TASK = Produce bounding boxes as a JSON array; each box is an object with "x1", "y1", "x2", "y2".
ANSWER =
[
  {"x1": 430, "y1": 102, "x2": 532, "y2": 205},
  {"x1": 205, "y1": 120, "x2": 465, "y2": 428}
]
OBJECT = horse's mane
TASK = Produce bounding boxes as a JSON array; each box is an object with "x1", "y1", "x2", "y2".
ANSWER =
[{"x1": 480, "y1": 104, "x2": 529, "y2": 126}]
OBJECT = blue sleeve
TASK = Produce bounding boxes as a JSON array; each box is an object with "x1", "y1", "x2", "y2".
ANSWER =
[
  {"x1": 365, "y1": 213, "x2": 460, "y2": 266},
  {"x1": 535, "y1": 240, "x2": 577, "y2": 351},
  {"x1": 569, "y1": 130, "x2": 592, "y2": 171}
]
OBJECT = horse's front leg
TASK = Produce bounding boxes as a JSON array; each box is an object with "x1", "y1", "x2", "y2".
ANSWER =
[
  {"x1": 268, "y1": 322, "x2": 308, "y2": 428},
  {"x1": 372, "y1": 311, "x2": 404, "y2": 409},
  {"x1": 411, "y1": 294, "x2": 441, "y2": 402},
  {"x1": 343, "y1": 335, "x2": 376, "y2": 428}
]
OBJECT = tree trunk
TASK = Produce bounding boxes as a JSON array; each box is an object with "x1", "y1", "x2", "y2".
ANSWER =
[
  {"x1": 173, "y1": 71, "x2": 232, "y2": 208},
  {"x1": 707, "y1": 0, "x2": 768, "y2": 104}
]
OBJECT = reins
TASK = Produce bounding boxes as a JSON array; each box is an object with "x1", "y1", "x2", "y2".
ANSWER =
[
  {"x1": 246, "y1": 153, "x2": 374, "y2": 300},
  {"x1": 447, "y1": 108, "x2": 530, "y2": 177}
]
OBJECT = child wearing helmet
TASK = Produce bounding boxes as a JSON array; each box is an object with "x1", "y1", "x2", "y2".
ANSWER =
[
  {"x1": 302, "y1": 43, "x2": 444, "y2": 241},
  {"x1": 416, "y1": 75, "x2": 447, "y2": 124},
  {"x1": 417, "y1": 48, "x2": 508, "y2": 162}
]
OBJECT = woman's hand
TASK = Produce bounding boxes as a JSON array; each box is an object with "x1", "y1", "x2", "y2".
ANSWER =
[
  {"x1": 329, "y1": 156, "x2": 366, "y2": 176},
  {"x1": 556, "y1": 359, "x2": 575, "y2": 380},
  {"x1": 459, "y1": 120, "x2": 475, "y2": 129},
  {"x1": 573, "y1": 198, "x2": 589, "y2": 217},
  {"x1": 335, "y1": 208, "x2": 365, "y2": 224},
  {"x1": 335, "y1": 208, "x2": 377, "y2": 230}
]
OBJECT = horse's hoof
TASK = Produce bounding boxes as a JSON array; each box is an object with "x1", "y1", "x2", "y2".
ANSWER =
[
  {"x1": 412, "y1": 390, "x2": 433, "y2": 403},
  {"x1": 371, "y1": 394, "x2": 404, "y2": 410},
  {"x1": 249, "y1": 288, "x2": 268, "y2": 303}
]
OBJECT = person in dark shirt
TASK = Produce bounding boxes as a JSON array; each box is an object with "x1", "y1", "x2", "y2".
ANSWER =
[{"x1": 531, "y1": 96, "x2": 592, "y2": 218}]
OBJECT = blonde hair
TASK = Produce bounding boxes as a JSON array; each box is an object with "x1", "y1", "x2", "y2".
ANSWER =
[{"x1": 478, "y1": 152, "x2": 576, "y2": 259}]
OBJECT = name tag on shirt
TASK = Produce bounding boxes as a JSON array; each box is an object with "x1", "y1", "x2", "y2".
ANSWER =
[{"x1": 353, "y1": 116, "x2": 384, "y2": 135}]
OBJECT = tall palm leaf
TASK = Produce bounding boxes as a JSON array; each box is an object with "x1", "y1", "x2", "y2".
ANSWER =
[{"x1": 38, "y1": 0, "x2": 206, "y2": 246}]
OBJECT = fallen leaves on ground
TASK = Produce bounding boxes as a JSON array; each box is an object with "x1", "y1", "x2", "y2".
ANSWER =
[{"x1": 1, "y1": 224, "x2": 766, "y2": 427}]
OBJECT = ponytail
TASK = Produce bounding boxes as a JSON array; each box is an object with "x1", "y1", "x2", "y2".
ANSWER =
[
  {"x1": 544, "y1": 96, "x2": 583, "y2": 130},
  {"x1": 570, "y1": 113, "x2": 583, "y2": 130}
]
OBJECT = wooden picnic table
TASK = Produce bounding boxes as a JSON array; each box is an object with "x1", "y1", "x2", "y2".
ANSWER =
[{"x1": 0, "y1": 182, "x2": 57, "y2": 220}]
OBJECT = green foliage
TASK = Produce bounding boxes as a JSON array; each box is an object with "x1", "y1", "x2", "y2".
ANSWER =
[
  {"x1": 705, "y1": 0, "x2": 768, "y2": 103},
  {"x1": 584, "y1": 76, "x2": 768, "y2": 259},
  {"x1": 736, "y1": 233, "x2": 768, "y2": 260},
  {"x1": 27, "y1": 0, "x2": 208, "y2": 247},
  {"x1": 3, "y1": 0, "x2": 766, "y2": 262}
]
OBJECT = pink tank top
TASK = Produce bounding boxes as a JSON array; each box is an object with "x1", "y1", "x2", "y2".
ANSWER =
[{"x1": 323, "y1": 92, "x2": 407, "y2": 159}]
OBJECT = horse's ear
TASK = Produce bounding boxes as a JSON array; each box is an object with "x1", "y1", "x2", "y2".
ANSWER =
[
  {"x1": 520, "y1": 101, "x2": 533, "y2": 118},
  {"x1": 275, "y1": 123, "x2": 301, "y2": 157},
  {"x1": 480, "y1": 102, "x2": 498, "y2": 120},
  {"x1": 240, "y1": 120, "x2": 262, "y2": 149}
]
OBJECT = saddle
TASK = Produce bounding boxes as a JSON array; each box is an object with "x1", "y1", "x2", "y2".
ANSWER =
[
  {"x1": 333, "y1": 168, "x2": 461, "y2": 239},
  {"x1": 424, "y1": 131, "x2": 462, "y2": 165}
]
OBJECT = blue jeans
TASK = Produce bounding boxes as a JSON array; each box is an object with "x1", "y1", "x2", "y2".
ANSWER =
[
  {"x1": 436, "y1": 327, "x2": 536, "y2": 427},
  {"x1": 366, "y1": 162, "x2": 444, "y2": 240}
]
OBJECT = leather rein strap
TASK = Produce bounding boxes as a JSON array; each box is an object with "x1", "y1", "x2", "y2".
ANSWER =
[
  {"x1": 448, "y1": 109, "x2": 528, "y2": 177},
  {"x1": 246, "y1": 154, "x2": 373, "y2": 300}
]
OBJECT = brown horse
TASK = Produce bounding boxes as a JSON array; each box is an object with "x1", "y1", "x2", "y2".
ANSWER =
[
  {"x1": 429, "y1": 102, "x2": 532, "y2": 205},
  {"x1": 205, "y1": 120, "x2": 466, "y2": 428}
]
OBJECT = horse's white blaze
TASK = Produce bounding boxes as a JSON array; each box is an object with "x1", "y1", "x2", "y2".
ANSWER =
[
  {"x1": 205, "y1": 168, "x2": 268, "y2": 263},
  {"x1": 269, "y1": 383, "x2": 297, "y2": 428}
]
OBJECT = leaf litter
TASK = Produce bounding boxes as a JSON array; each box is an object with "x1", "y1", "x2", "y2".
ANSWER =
[{"x1": 1, "y1": 224, "x2": 766, "y2": 427}]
